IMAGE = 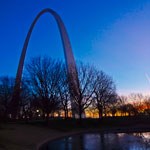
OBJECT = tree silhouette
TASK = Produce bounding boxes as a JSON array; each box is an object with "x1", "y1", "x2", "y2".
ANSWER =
[
  {"x1": 25, "y1": 56, "x2": 62, "y2": 121},
  {"x1": 70, "y1": 63, "x2": 98, "y2": 121},
  {"x1": 93, "y1": 71, "x2": 117, "y2": 118},
  {"x1": 0, "y1": 76, "x2": 14, "y2": 120}
]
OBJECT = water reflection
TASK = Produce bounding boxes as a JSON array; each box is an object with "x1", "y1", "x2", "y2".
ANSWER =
[{"x1": 41, "y1": 132, "x2": 150, "y2": 150}]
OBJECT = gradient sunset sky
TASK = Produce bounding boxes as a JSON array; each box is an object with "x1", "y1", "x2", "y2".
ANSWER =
[{"x1": 0, "y1": 0, "x2": 150, "y2": 95}]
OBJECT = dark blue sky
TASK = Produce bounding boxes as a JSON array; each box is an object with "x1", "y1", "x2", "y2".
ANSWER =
[{"x1": 0, "y1": 0, "x2": 150, "y2": 95}]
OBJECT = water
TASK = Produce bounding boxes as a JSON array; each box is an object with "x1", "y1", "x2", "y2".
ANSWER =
[{"x1": 40, "y1": 132, "x2": 150, "y2": 150}]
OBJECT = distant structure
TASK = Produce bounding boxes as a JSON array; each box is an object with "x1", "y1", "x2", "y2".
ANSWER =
[{"x1": 10, "y1": 8, "x2": 80, "y2": 118}]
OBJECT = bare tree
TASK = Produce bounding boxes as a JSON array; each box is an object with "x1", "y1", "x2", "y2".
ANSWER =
[
  {"x1": 143, "y1": 97, "x2": 150, "y2": 116},
  {"x1": 25, "y1": 56, "x2": 62, "y2": 121},
  {"x1": 129, "y1": 93, "x2": 150, "y2": 116},
  {"x1": 117, "y1": 95, "x2": 128, "y2": 116},
  {"x1": 93, "y1": 71, "x2": 117, "y2": 118},
  {"x1": 57, "y1": 65, "x2": 71, "y2": 119},
  {"x1": 129, "y1": 93, "x2": 145, "y2": 114},
  {"x1": 0, "y1": 76, "x2": 14, "y2": 119},
  {"x1": 70, "y1": 63, "x2": 98, "y2": 121},
  {"x1": 126, "y1": 103, "x2": 137, "y2": 116},
  {"x1": 19, "y1": 78, "x2": 33, "y2": 120}
]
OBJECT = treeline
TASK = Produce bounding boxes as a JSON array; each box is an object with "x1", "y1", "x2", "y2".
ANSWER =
[{"x1": 0, "y1": 56, "x2": 150, "y2": 121}]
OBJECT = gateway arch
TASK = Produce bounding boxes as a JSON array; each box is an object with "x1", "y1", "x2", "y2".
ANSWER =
[{"x1": 10, "y1": 8, "x2": 79, "y2": 118}]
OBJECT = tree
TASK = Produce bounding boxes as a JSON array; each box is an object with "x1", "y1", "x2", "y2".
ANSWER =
[
  {"x1": 25, "y1": 56, "x2": 62, "y2": 121},
  {"x1": 129, "y1": 93, "x2": 145, "y2": 114},
  {"x1": 143, "y1": 97, "x2": 150, "y2": 116},
  {"x1": 19, "y1": 78, "x2": 33, "y2": 120},
  {"x1": 125, "y1": 103, "x2": 137, "y2": 116},
  {"x1": 0, "y1": 76, "x2": 14, "y2": 119},
  {"x1": 93, "y1": 71, "x2": 117, "y2": 118},
  {"x1": 70, "y1": 63, "x2": 98, "y2": 121},
  {"x1": 118, "y1": 95, "x2": 141, "y2": 116},
  {"x1": 58, "y1": 65, "x2": 71, "y2": 119},
  {"x1": 118, "y1": 96, "x2": 128, "y2": 116}
]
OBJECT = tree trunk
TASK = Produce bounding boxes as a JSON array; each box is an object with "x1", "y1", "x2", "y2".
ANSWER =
[
  {"x1": 65, "y1": 109, "x2": 68, "y2": 119},
  {"x1": 98, "y1": 110, "x2": 101, "y2": 119},
  {"x1": 98, "y1": 107, "x2": 103, "y2": 119},
  {"x1": 79, "y1": 105, "x2": 82, "y2": 125}
]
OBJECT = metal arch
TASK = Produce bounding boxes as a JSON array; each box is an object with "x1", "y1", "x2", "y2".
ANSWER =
[{"x1": 11, "y1": 8, "x2": 79, "y2": 117}]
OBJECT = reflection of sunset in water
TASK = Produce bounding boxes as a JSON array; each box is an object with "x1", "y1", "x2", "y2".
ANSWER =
[
  {"x1": 41, "y1": 132, "x2": 150, "y2": 150},
  {"x1": 133, "y1": 132, "x2": 150, "y2": 146},
  {"x1": 142, "y1": 132, "x2": 150, "y2": 139}
]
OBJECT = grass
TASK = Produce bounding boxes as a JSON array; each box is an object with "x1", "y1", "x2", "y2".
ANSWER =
[{"x1": 25, "y1": 116, "x2": 150, "y2": 131}]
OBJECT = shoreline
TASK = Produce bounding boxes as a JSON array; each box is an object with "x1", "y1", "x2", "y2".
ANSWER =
[
  {"x1": 37, "y1": 125, "x2": 150, "y2": 150},
  {"x1": 0, "y1": 122, "x2": 150, "y2": 150}
]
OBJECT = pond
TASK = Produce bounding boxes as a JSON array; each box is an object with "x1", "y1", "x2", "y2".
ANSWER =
[{"x1": 40, "y1": 132, "x2": 150, "y2": 150}]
